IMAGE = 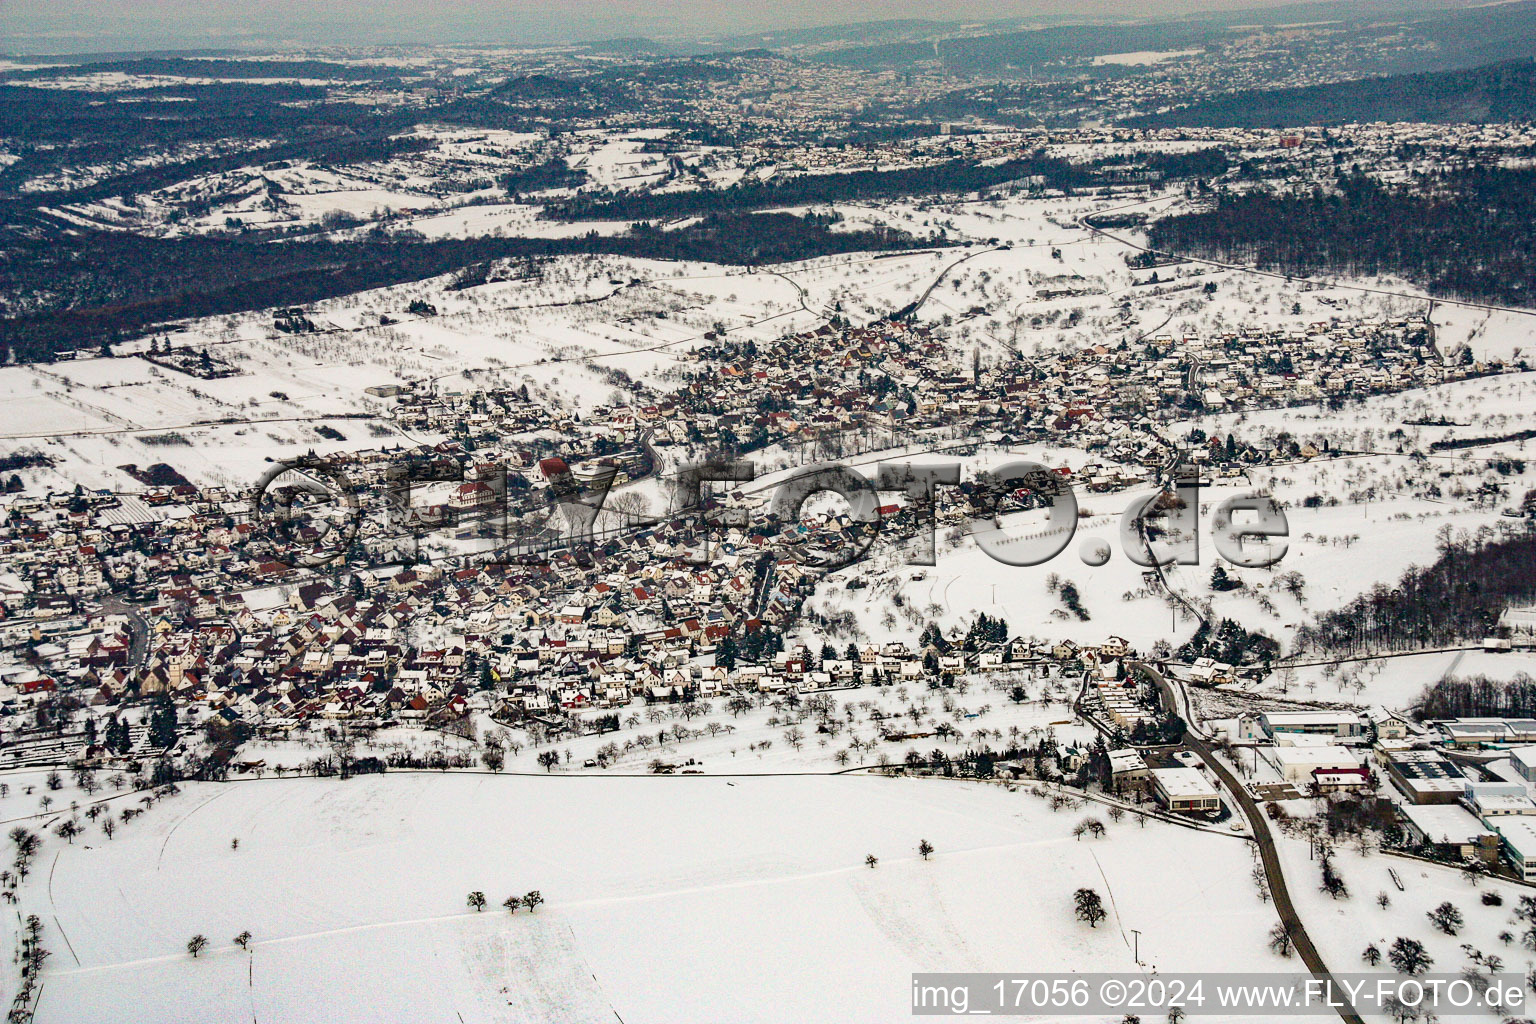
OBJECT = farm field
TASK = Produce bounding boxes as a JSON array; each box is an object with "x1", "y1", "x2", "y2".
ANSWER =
[{"x1": 23, "y1": 773, "x2": 1312, "y2": 1024}]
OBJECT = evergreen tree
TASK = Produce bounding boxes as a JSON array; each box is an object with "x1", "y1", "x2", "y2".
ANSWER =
[{"x1": 149, "y1": 704, "x2": 178, "y2": 748}]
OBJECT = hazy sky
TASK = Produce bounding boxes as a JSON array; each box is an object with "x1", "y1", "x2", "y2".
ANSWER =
[{"x1": 1, "y1": 0, "x2": 1357, "y2": 53}]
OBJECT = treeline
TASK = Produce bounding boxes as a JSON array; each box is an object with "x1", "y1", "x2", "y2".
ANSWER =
[
  {"x1": 624, "y1": 212, "x2": 940, "y2": 265},
  {"x1": 489, "y1": 73, "x2": 622, "y2": 103},
  {"x1": 1177, "y1": 617, "x2": 1280, "y2": 666},
  {"x1": 0, "y1": 83, "x2": 430, "y2": 199},
  {"x1": 0, "y1": 452, "x2": 53, "y2": 473},
  {"x1": 1294, "y1": 531, "x2": 1536, "y2": 658},
  {"x1": 1416, "y1": 673, "x2": 1536, "y2": 720},
  {"x1": 593, "y1": 58, "x2": 744, "y2": 88},
  {"x1": 1147, "y1": 168, "x2": 1536, "y2": 308},
  {"x1": 5, "y1": 57, "x2": 404, "y2": 82},
  {"x1": 1, "y1": 81, "x2": 330, "y2": 145},
  {"x1": 499, "y1": 158, "x2": 586, "y2": 196},
  {"x1": 543, "y1": 153, "x2": 1092, "y2": 221},
  {"x1": 1429, "y1": 429, "x2": 1536, "y2": 451},
  {"x1": 1127, "y1": 58, "x2": 1536, "y2": 128},
  {"x1": 1084, "y1": 148, "x2": 1228, "y2": 180},
  {"x1": 0, "y1": 213, "x2": 935, "y2": 362},
  {"x1": 0, "y1": 68, "x2": 640, "y2": 204}
]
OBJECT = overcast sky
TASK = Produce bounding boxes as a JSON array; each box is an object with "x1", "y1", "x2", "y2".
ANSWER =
[{"x1": 0, "y1": 0, "x2": 1372, "y2": 53}]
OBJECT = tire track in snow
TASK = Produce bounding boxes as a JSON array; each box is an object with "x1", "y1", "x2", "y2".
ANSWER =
[
  {"x1": 1088, "y1": 848, "x2": 1132, "y2": 955},
  {"x1": 156, "y1": 786, "x2": 233, "y2": 871},
  {"x1": 47, "y1": 849, "x2": 81, "y2": 965}
]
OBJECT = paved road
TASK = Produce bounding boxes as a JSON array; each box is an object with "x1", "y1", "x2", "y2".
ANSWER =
[
  {"x1": 892, "y1": 245, "x2": 1006, "y2": 320},
  {"x1": 99, "y1": 594, "x2": 150, "y2": 668},
  {"x1": 1132, "y1": 427, "x2": 1211, "y2": 634},
  {"x1": 1133, "y1": 660, "x2": 1365, "y2": 1024}
]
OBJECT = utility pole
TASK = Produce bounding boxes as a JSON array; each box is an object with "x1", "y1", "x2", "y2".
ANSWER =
[{"x1": 1131, "y1": 928, "x2": 1141, "y2": 964}]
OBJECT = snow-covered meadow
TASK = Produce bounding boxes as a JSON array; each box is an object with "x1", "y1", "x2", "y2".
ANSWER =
[{"x1": 25, "y1": 772, "x2": 1310, "y2": 1024}]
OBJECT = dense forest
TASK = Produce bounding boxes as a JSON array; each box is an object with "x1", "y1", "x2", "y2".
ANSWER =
[
  {"x1": 484, "y1": 73, "x2": 632, "y2": 114},
  {"x1": 1293, "y1": 529, "x2": 1536, "y2": 658},
  {"x1": 3, "y1": 57, "x2": 405, "y2": 83},
  {"x1": 547, "y1": 148, "x2": 1228, "y2": 222},
  {"x1": 0, "y1": 213, "x2": 938, "y2": 362},
  {"x1": 1128, "y1": 58, "x2": 1536, "y2": 129},
  {"x1": 0, "y1": 74, "x2": 611, "y2": 200},
  {"x1": 1089, "y1": 149, "x2": 1228, "y2": 180},
  {"x1": 1416, "y1": 674, "x2": 1536, "y2": 720},
  {"x1": 0, "y1": 82, "x2": 430, "y2": 198},
  {"x1": 498, "y1": 158, "x2": 587, "y2": 196},
  {"x1": 1147, "y1": 168, "x2": 1536, "y2": 307},
  {"x1": 546, "y1": 154, "x2": 1091, "y2": 221}
]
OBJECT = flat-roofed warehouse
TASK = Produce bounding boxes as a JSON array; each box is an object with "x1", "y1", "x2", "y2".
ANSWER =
[
  {"x1": 1492, "y1": 817, "x2": 1536, "y2": 881},
  {"x1": 1383, "y1": 749, "x2": 1466, "y2": 804},
  {"x1": 1260, "y1": 710, "x2": 1366, "y2": 740},
  {"x1": 1433, "y1": 719, "x2": 1536, "y2": 749}
]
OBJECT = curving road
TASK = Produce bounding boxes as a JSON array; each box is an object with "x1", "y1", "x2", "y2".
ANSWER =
[
  {"x1": 1134, "y1": 660, "x2": 1364, "y2": 1024},
  {"x1": 892, "y1": 245, "x2": 1006, "y2": 320},
  {"x1": 99, "y1": 594, "x2": 150, "y2": 667}
]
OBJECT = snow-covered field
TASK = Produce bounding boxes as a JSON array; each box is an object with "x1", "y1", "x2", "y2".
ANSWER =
[
  {"x1": 1252, "y1": 649, "x2": 1536, "y2": 712},
  {"x1": 1281, "y1": 832, "x2": 1534, "y2": 997},
  {"x1": 24, "y1": 772, "x2": 1305, "y2": 1024}
]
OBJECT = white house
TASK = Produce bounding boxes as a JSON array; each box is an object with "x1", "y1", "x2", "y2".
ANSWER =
[{"x1": 1149, "y1": 767, "x2": 1220, "y2": 813}]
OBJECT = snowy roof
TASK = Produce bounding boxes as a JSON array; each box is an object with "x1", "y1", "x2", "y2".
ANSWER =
[
  {"x1": 1398, "y1": 802, "x2": 1492, "y2": 843},
  {"x1": 1483, "y1": 759, "x2": 1529, "y2": 788},
  {"x1": 1274, "y1": 732, "x2": 1350, "y2": 748},
  {"x1": 1385, "y1": 750, "x2": 1466, "y2": 793},
  {"x1": 1313, "y1": 768, "x2": 1368, "y2": 781},
  {"x1": 94, "y1": 494, "x2": 166, "y2": 526},
  {"x1": 240, "y1": 587, "x2": 289, "y2": 613},
  {"x1": 1470, "y1": 791, "x2": 1536, "y2": 815},
  {"x1": 1495, "y1": 817, "x2": 1536, "y2": 859},
  {"x1": 1108, "y1": 749, "x2": 1148, "y2": 773},
  {"x1": 1438, "y1": 719, "x2": 1536, "y2": 741},
  {"x1": 1261, "y1": 711, "x2": 1362, "y2": 727},
  {"x1": 1271, "y1": 745, "x2": 1359, "y2": 769},
  {"x1": 1149, "y1": 767, "x2": 1217, "y2": 800}
]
